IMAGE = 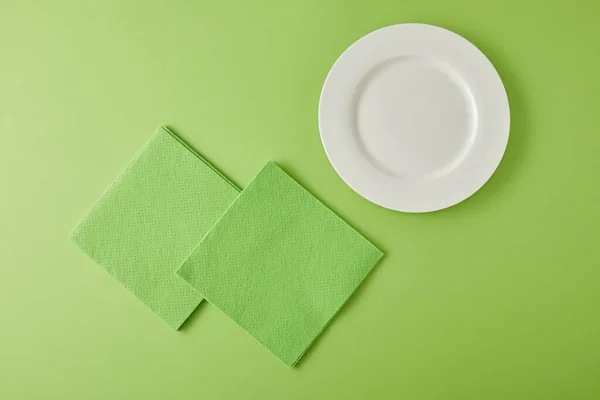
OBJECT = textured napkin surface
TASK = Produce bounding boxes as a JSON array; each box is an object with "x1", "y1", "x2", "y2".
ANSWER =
[
  {"x1": 70, "y1": 126, "x2": 240, "y2": 329},
  {"x1": 177, "y1": 161, "x2": 383, "y2": 366}
]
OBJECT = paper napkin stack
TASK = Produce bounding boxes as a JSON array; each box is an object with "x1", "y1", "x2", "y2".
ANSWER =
[{"x1": 71, "y1": 126, "x2": 383, "y2": 366}]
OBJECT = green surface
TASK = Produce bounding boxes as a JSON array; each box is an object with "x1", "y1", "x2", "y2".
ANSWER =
[
  {"x1": 70, "y1": 126, "x2": 239, "y2": 329},
  {"x1": 178, "y1": 161, "x2": 383, "y2": 367},
  {"x1": 0, "y1": 0, "x2": 599, "y2": 398}
]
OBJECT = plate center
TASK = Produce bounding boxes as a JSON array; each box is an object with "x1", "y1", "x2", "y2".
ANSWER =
[{"x1": 355, "y1": 56, "x2": 476, "y2": 180}]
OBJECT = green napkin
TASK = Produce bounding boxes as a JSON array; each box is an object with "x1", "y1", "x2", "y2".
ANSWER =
[
  {"x1": 70, "y1": 126, "x2": 240, "y2": 329},
  {"x1": 177, "y1": 161, "x2": 383, "y2": 366}
]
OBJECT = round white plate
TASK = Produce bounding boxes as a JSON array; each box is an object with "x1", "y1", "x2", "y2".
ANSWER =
[{"x1": 319, "y1": 24, "x2": 510, "y2": 212}]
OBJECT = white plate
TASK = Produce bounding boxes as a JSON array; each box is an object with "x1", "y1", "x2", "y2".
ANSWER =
[{"x1": 319, "y1": 24, "x2": 510, "y2": 212}]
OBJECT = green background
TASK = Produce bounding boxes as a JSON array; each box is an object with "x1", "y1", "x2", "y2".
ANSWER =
[{"x1": 1, "y1": 0, "x2": 599, "y2": 398}]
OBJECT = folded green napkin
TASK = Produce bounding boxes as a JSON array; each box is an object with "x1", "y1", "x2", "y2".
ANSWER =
[
  {"x1": 70, "y1": 126, "x2": 240, "y2": 329},
  {"x1": 177, "y1": 161, "x2": 383, "y2": 366}
]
